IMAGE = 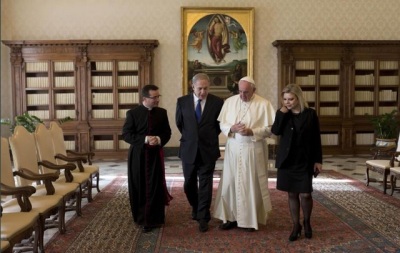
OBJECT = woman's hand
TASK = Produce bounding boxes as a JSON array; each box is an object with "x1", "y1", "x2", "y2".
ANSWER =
[{"x1": 280, "y1": 106, "x2": 289, "y2": 113}]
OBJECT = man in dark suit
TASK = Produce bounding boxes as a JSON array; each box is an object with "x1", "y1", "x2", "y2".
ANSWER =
[{"x1": 176, "y1": 73, "x2": 224, "y2": 232}]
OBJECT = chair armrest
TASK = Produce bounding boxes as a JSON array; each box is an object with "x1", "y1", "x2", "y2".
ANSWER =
[
  {"x1": 67, "y1": 150, "x2": 95, "y2": 165},
  {"x1": 15, "y1": 168, "x2": 58, "y2": 195},
  {"x1": 390, "y1": 151, "x2": 400, "y2": 167},
  {"x1": 370, "y1": 146, "x2": 396, "y2": 159},
  {"x1": 55, "y1": 153, "x2": 86, "y2": 172},
  {"x1": 0, "y1": 183, "x2": 36, "y2": 212},
  {"x1": 38, "y1": 160, "x2": 76, "y2": 182}
]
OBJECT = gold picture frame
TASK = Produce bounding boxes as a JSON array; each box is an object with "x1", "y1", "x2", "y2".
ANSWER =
[{"x1": 181, "y1": 7, "x2": 254, "y2": 99}]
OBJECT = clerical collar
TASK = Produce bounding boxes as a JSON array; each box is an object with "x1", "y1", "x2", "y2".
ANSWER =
[{"x1": 142, "y1": 103, "x2": 152, "y2": 110}]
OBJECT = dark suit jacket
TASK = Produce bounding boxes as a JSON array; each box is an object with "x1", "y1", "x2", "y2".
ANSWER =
[
  {"x1": 271, "y1": 107, "x2": 323, "y2": 171},
  {"x1": 176, "y1": 93, "x2": 224, "y2": 164}
]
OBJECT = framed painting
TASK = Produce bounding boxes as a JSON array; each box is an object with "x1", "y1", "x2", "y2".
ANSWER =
[{"x1": 181, "y1": 7, "x2": 254, "y2": 98}]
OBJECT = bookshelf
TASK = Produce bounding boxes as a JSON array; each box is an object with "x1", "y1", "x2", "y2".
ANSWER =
[
  {"x1": 273, "y1": 40, "x2": 400, "y2": 155},
  {"x1": 3, "y1": 40, "x2": 159, "y2": 159}
]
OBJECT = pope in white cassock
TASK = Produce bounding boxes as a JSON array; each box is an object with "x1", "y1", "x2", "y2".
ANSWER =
[{"x1": 213, "y1": 76, "x2": 276, "y2": 231}]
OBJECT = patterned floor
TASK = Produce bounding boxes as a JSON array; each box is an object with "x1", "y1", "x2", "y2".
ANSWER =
[{"x1": 36, "y1": 155, "x2": 400, "y2": 252}]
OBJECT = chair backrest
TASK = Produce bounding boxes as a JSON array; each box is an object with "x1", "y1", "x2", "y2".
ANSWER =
[
  {"x1": 49, "y1": 121, "x2": 68, "y2": 165},
  {"x1": 1, "y1": 138, "x2": 16, "y2": 188},
  {"x1": 9, "y1": 126, "x2": 41, "y2": 186},
  {"x1": 397, "y1": 131, "x2": 400, "y2": 152},
  {"x1": 34, "y1": 123, "x2": 59, "y2": 173}
]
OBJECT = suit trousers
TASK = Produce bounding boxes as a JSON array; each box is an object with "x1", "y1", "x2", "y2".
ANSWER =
[{"x1": 182, "y1": 150, "x2": 216, "y2": 222}]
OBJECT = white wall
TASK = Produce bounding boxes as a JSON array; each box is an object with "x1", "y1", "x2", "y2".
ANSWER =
[{"x1": 2, "y1": 0, "x2": 400, "y2": 146}]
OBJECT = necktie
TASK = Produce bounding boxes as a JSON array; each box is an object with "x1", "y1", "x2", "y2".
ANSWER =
[{"x1": 195, "y1": 99, "x2": 202, "y2": 123}]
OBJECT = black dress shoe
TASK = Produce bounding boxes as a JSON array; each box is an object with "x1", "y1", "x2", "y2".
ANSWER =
[
  {"x1": 142, "y1": 226, "x2": 152, "y2": 233},
  {"x1": 304, "y1": 220, "x2": 312, "y2": 239},
  {"x1": 191, "y1": 211, "x2": 197, "y2": 220},
  {"x1": 219, "y1": 221, "x2": 238, "y2": 230},
  {"x1": 199, "y1": 220, "x2": 209, "y2": 232},
  {"x1": 244, "y1": 228, "x2": 255, "y2": 232},
  {"x1": 289, "y1": 224, "x2": 302, "y2": 241}
]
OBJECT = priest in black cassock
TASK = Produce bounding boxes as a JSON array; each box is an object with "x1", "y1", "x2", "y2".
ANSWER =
[{"x1": 122, "y1": 84, "x2": 172, "y2": 233}]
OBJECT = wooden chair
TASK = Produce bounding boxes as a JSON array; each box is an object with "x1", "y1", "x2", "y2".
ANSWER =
[
  {"x1": 49, "y1": 121, "x2": 100, "y2": 199},
  {"x1": 389, "y1": 151, "x2": 400, "y2": 196},
  {"x1": 2, "y1": 137, "x2": 64, "y2": 251},
  {"x1": 9, "y1": 126, "x2": 81, "y2": 223},
  {"x1": 0, "y1": 241, "x2": 11, "y2": 253},
  {"x1": 366, "y1": 132, "x2": 400, "y2": 194},
  {"x1": 34, "y1": 123, "x2": 92, "y2": 204},
  {"x1": 0, "y1": 204, "x2": 39, "y2": 252},
  {"x1": 0, "y1": 146, "x2": 40, "y2": 253}
]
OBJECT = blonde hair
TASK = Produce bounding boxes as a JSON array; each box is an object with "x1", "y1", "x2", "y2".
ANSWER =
[{"x1": 281, "y1": 84, "x2": 309, "y2": 112}]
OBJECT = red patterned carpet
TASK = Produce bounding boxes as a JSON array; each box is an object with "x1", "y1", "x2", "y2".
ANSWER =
[{"x1": 45, "y1": 171, "x2": 400, "y2": 253}]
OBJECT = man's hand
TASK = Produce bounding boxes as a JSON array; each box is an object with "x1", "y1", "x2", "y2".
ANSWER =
[{"x1": 147, "y1": 136, "x2": 159, "y2": 145}]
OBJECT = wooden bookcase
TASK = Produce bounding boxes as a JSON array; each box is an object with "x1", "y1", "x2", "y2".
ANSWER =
[
  {"x1": 3, "y1": 40, "x2": 159, "y2": 159},
  {"x1": 272, "y1": 40, "x2": 400, "y2": 155}
]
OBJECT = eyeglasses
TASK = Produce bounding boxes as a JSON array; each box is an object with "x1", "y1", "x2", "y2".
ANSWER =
[{"x1": 145, "y1": 95, "x2": 162, "y2": 100}]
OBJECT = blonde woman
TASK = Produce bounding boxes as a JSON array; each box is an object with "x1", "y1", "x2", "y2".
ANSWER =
[{"x1": 271, "y1": 83, "x2": 323, "y2": 241}]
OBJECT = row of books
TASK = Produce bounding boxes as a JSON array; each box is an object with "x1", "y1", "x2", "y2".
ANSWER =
[
  {"x1": 64, "y1": 140, "x2": 75, "y2": 151},
  {"x1": 118, "y1": 61, "x2": 139, "y2": 71},
  {"x1": 320, "y1": 91, "x2": 340, "y2": 102},
  {"x1": 319, "y1": 107, "x2": 339, "y2": 116},
  {"x1": 93, "y1": 61, "x2": 139, "y2": 71},
  {"x1": 296, "y1": 60, "x2": 398, "y2": 71},
  {"x1": 118, "y1": 76, "x2": 139, "y2": 87},
  {"x1": 296, "y1": 61, "x2": 340, "y2": 70},
  {"x1": 355, "y1": 74, "x2": 399, "y2": 86},
  {"x1": 91, "y1": 109, "x2": 114, "y2": 118},
  {"x1": 355, "y1": 133, "x2": 375, "y2": 145},
  {"x1": 302, "y1": 91, "x2": 340, "y2": 102},
  {"x1": 27, "y1": 110, "x2": 50, "y2": 119},
  {"x1": 27, "y1": 94, "x2": 49, "y2": 105},
  {"x1": 54, "y1": 76, "x2": 75, "y2": 87},
  {"x1": 355, "y1": 61, "x2": 375, "y2": 70},
  {"x1": 55, "y1": 110, "x2": 76, "y2": 119},
  {"x1": 379, "y1": 90, "x2": 397, "y2": 101},
  {"x1": 94, "y1": 62, "x2": 113, "y2": 71},
  {"x1": 26, "y1": 62, "x2": 48, "y2": 72},
  {"x1": 94, "y1": 140, "x2": 114, "y2": 150},
  {"x1": 354, "y1": 107, "x2": 397, "y2": 115},
  {"x1": 118, "y1": 140, "x2": 130, "y2": 149},
  {"x1": 27, "y1": 76, "x2": 75, "y2": 88},
  {"x1": 26, "y1": 77, "x2": 49, "y2": 88},
  {"x1": 54, "y1": 62, "x2": 74, "y2": 72},
  {"x1": 91, "y1": 76, "x2": 140, "y2": 87},
  {"x1": 63, "y1": 139, "x2": 130, "y2": 150},
  {"x1": 119, "y1": 93, "x2": 139, "y2": 104},
  {"x1": 55, "y1": 93, "x2": 75, "y2": 105},
  {"x1": 92, "y1": 93, "x2": 114, "y2": 105},
  {"x1": 355, "y1": 91, "x2": 374, "y2": 101},
  {"x1": 355, "y1": 75, "x2": 400, "y2": 86},
  {"x1": 354, "y1": 107, "x2": 374, "y2": 115},
  {"x1": 319, "y1": 75, "x2": 340, "y2": 85},
  {"x1": 320, "y1": 134, "x2": 339, "y2": 146},
  {"x1": 379, "y1": 61, "x2": 399, "y2": 70},
  {"x1": 355, "y1": 74, "x2": 375, "y2": 85},
  {"x1": 296, "y1": 75, "x2": 315, "y2": 85}
]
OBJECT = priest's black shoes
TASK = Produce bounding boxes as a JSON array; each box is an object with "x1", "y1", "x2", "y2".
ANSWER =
[
  {"x1": 219, "y1": 221, "x2": 238, "y2": 230},
  {"x1": 198, "y1": 220, "x2": 209, "y2": 232},
  {"x1": 142, "y1": 224, "x2": 160, "y2": 233},
  {"x1": 142, "y1": 226, "x2": 152, "y2": 233}
]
